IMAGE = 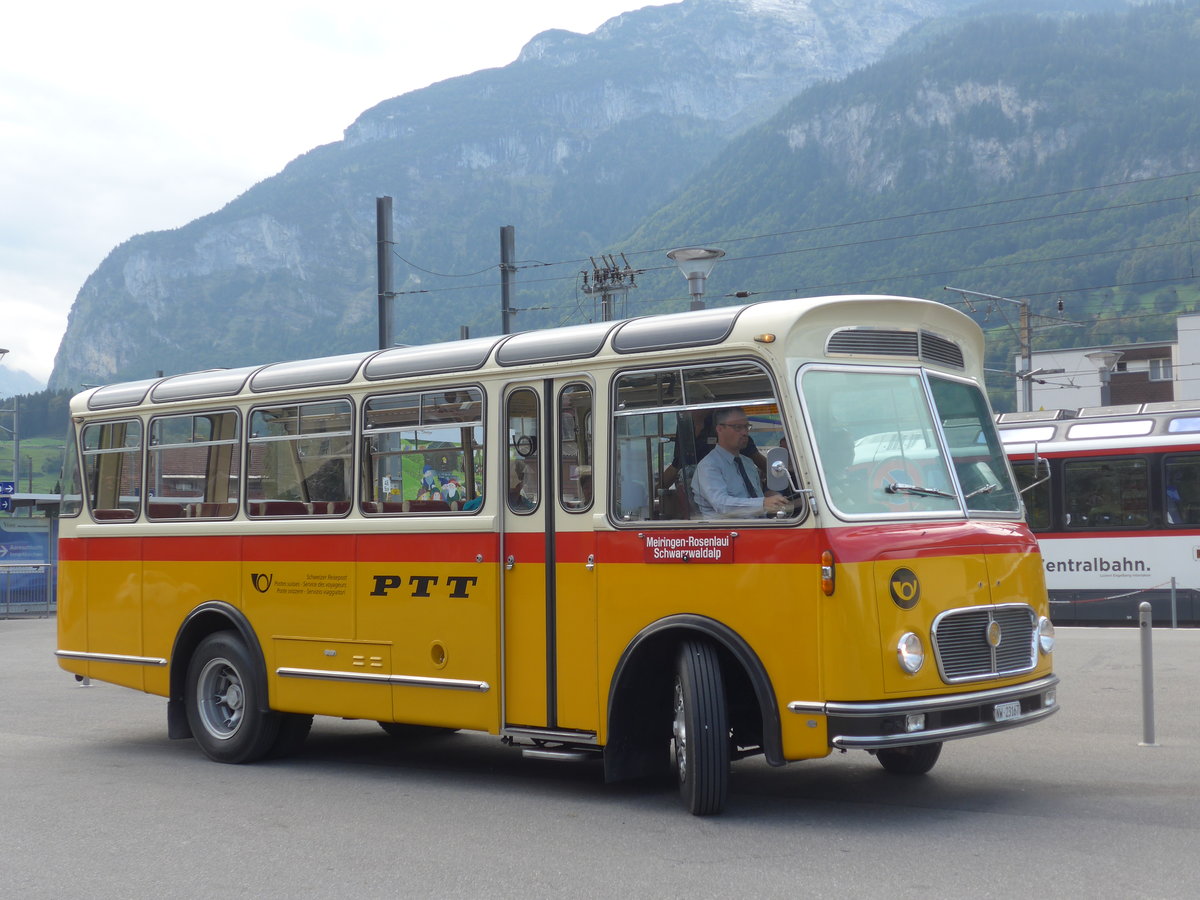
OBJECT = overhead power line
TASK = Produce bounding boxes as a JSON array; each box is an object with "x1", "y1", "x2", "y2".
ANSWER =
[{"x1": 381, "y1": 169, "x2": 1200, "y2": 317}]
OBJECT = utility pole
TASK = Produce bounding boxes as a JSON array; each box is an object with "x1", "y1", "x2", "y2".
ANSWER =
[
  {"x1": 945, "y1": 286, "x2": 1034, "y2": 411},
  {"x1": 376, "y1": 196, "x2": 394, "y2": 350},
  {"x1": 581, "y1": 254, "x2": 639, "y2": 321},
  {"x1": 500, "y1": 225, "x2": 515, "y2": 335},
  {"x1": 0, "y1": 347, "x2": 18, "y2": 488}
]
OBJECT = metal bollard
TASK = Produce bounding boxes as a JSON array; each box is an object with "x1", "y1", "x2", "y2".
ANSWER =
[{"x1": 1138, "y1": 601, "x2": 1159, "y2": 747}]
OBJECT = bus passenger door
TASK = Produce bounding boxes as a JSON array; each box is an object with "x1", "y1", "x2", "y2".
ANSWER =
[{"x1": 501, "y1": 380, "x2": 598, "y2": 736}]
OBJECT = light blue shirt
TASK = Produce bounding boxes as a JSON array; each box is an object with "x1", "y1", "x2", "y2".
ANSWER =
[{"x1": 692, "y1": 444, "x2": 764, "y2": 518}]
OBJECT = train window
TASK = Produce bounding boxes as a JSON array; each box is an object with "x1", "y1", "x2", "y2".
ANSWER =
[
  {"x1": 1067, "y1": 420, "x2": 1153, "y2": 440},
  {"x1": 1167, "y1": 417, "x2": 1200, "y2": 434},
  {"x1": 1164, "y1": 455, "x2": 1200, "y2": 526},
  {"x1": 1063, "y1": 457, "x2": 1148, "y2": 528},
  {"x1": 999, "y1": 425, "x2": 1056, "y2": 445}
]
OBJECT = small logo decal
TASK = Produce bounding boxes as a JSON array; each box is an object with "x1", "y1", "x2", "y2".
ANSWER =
[
  {"x1": 987, "y1": 620, "x2": 1003, "y2": 648},
  {"x1": 250, "y1": 573, "x2": 274, "y2": 593},
  {"x1": 889, "y1": 568, "x2": 920, "y2": 609}
]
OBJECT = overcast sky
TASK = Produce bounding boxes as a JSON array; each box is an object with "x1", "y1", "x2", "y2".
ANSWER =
[{"x1": 0, "y1": 0, "x2": 649, "y2": 384}]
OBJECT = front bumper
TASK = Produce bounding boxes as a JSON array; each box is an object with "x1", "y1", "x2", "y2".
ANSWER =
[{"x1": 788, "y1": 674, "x2": 1059, "y2": 750}]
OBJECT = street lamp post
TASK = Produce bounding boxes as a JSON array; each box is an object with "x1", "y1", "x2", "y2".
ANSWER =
[
  {"x1": 667, "y1": 247, "x2": 724, "y2": 310},
  {"x1": 1085, "y1": 350, "x2": 1123, "y2": 407}
]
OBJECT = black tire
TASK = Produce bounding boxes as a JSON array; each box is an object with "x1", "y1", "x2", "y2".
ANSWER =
[
  {"x1": 185, "y1": 631, "x2": 280, "y2": 764},
  {"x1": 377, "y1": 721, "x2": 458, "y2": 739},
  {"x1": 876, "y1": 742, "x2": 943, "y2": 775},
  {"x1": 673, "y1": 639, "x2": 730, "y2": 816}
]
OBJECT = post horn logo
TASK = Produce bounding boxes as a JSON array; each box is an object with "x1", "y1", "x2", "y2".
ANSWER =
[
  {"x1": 889, "y1": 567, "x2": 920, "y2": 609},
  {"x1": 250, "y1": 573, "x2": 274, "y2": 593}
]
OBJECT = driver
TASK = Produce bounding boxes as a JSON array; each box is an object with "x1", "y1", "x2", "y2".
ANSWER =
[{"x1": 692, "y1": 407, "x2": 791, "y2": 518}]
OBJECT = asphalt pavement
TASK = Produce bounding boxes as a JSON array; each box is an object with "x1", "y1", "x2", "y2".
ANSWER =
[{"x1": 2, "y1": 616, "x2": 1197, "y2": 899}]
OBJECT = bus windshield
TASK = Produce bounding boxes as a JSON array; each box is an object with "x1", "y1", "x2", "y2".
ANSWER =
[{"x1": 801, "y1": 368, "x2": 1019, "y2": 517}]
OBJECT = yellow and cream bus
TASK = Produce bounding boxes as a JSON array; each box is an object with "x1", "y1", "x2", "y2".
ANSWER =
[{"x1": 56, "y1": 295, "x2": 1058, "y2": 815}]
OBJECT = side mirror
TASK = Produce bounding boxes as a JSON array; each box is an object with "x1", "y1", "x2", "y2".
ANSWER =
[
  {"x1": 765, "y1": 446, "x2": 792, "y2": 493},
  {"x1": 1019, "y1": 446, "x2": 1051, "y2": 495},
  {"x1": 765, "y1": 446, "x2": 810, "y2": 516}
]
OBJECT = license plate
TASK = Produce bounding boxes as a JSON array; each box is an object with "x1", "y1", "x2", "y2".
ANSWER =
[{"x1": 993, "y1": 700, "x2": 1022, "y2": 722}]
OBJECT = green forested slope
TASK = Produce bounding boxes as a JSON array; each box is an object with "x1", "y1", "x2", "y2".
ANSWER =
[{"x1": 604, "y1": 1, "x2": 1200, "y2": 408}]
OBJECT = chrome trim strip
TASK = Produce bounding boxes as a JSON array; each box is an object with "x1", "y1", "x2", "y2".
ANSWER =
[
  {"x1": 276, "y1": 666, "x2": 489, "y2": 692},
  {"x1": 787, "y1": 674, "x2": 1059, "y2": 717},
  {"x1": 522, "y1": 747, "x2": 601, "y2": 760},
  {"x1": 830, "y1": 703, "x2": 1059, "y2": 750},
  {"x1": 56, "y1": 649, "x2": 168, "y2": 667},
  {"x1": 787, "y1": 701, "x2": 826, "y2": 715},
  {"x1": 502, "y1": 725, "x2": 599, "y2": 744}
]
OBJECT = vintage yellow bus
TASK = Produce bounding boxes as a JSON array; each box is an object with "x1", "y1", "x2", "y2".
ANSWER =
[{"x1": 56, "y1": 295, "x2": 1058, "y2": 815}]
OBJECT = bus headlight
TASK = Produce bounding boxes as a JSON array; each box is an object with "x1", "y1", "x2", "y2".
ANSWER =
[
  {"x1": 1037, "y1": 616, "x2": 1056, "y2": 655},
  {"x1": 897, "y1": 632, "x2": 924, "y2": 674}
]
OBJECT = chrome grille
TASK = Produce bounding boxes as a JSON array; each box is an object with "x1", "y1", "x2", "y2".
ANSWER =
[
  {"x1": 826, "y1": 328, "x2": 919, "y2": 358},
  {"x1": 932, "y1": 604, "x2": 1037, "y2": 683},
  {"x1": 826, "y1": 327, "x2": 964, "y2": 370}
]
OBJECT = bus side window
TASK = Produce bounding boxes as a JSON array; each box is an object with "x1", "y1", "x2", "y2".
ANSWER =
[
  {"x1": 81, "y1": 419, "x2": 143, "y2": 520},
  {"x1": 612, "y1": 362, "x2": 789, "y2": 522},
  {"x1": 147, "y1": 410, "x2": 240, "y2": 520},
  {"x1": 507, "y1": 388, "x2": 540, "y2": 514},
  {"x1": 361, "y1": 388, "x2": 484, "y2": 514},
  {"x1": 248, "y1": 400, "x2": 353, "y2": 517},
  {"x1": 559, "y1": 383, "x2": 593, "y2": 512}
]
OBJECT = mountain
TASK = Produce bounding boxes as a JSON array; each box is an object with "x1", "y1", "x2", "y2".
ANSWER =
[
  {"x1": 49, "y1": 0, "x2": 984, "y2": 389},
  {"x1": 0, "y1": 365, "x2": 44, "y2": 399},
  {"x1": 613, "y1": 0, "x2": 1200, "y2": 407}
]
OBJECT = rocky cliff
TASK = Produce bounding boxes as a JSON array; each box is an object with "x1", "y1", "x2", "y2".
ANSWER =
[{"x1": 49, "y1": 0, "x2": 980, "y2": 389}]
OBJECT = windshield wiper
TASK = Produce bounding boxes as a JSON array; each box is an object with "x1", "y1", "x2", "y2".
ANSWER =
[
  {"x1": 884, "y1": 480, "x2": 955, "y2": 499},
  {"x1": 964, "y1": 483, "x2": 1000, "y2": 500}
]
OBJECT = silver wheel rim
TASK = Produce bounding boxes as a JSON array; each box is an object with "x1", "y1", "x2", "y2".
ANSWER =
[
  {"x1": 196, "y1": 656, "x2": 245, "y2": 740},
  {"x1": 673, "y1": 677, "x2": 687, "y2": 783}
]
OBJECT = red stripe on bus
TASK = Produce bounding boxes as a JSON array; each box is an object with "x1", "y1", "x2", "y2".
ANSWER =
[
  {"x1": 60, "y1": 521, "x2": 1035, "y2": 566},
  {"x1": 824, "y1": 521, "x2": 1036, "y2": 563},
  {"x1": 1008, "y1": 442, "x2": 1200, "y2": 461},
  {"x1": 1031, "y1": 528, "x2": 1200, "y2": 539}
]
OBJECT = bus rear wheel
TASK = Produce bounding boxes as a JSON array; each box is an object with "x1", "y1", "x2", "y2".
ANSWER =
[
  {"x1": 673, "y1": 639, "x2": 729, "y2": 816},
  {"x1": 186, "y1": 631, "x2": 280, "y2": 764},
  {"x1": 875, "y1": 742, "x2": 942, "y2": 775}
]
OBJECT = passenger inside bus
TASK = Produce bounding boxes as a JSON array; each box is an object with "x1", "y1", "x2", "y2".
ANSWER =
[
  {"x1": 692, "y1": 407, "x2": 792, "y2": 518},
  {"x1": 508, "y1": 460, "x2": 536, "y2": 511}
]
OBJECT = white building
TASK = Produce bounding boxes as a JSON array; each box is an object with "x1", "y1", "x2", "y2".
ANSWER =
[{"x1": 1015, "y1": 313, "x2": 1200, "y2": 412}]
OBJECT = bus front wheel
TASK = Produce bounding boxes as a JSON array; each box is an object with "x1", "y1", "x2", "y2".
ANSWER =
[
  {"x1": 673, "y1": 639, "x2": 729, "y2": 816},
  {"x1": 875, "y1": 742, "x2": 942, "y2": 775},
  {"x1": 186, "y1": 631, "x2": 280, "y2": 764}
]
